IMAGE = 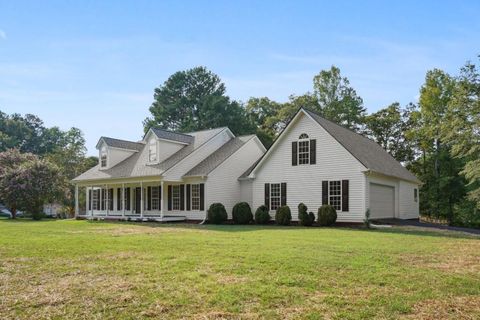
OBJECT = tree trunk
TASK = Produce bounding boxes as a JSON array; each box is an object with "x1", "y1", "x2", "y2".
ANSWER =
[{"x1": 11, "y1": 205, "x2": 17, "y2": 219}]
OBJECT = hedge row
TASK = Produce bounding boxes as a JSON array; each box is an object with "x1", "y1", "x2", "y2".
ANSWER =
[{"x1": 207, "y1": 202, "x2": 337, "y2": 226}]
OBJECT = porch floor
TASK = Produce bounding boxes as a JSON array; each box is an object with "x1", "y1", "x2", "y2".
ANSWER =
[{"x1": 78, "y1": 215, "x2": 187, "y2": 223}]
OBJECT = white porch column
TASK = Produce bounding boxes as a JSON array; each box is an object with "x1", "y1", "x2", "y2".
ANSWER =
[
  {"x1": 90, "y1": 186, "x2": 94, "y2": 218},
  {"x1": 140, "y1": 182, "x2": 144, "y2": 219},
  {"x1": 105, "y1": 184, "x2": 109, "y2": 217},
  {"x1": 74, "y1": 184, "x2": 79, "y2": 218},
  {"x1": 122, "y1": 183, "x2": 126, "y2": 218},
  {"x1": 160, "y1": 181, "x2": 164, "y2": 219}
]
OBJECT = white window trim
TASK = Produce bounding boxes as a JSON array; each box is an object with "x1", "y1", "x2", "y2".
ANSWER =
[
  {"x1": 270, "y1": 183, "x2": 282, "y2": 211},
  {"x1": 298, "y1": 134, "x2": 310, "y2": 165},
  {"x1": 191, "y1": 184, "x2": 200, "y2": 211},
  {"x1": 151, "y1": 186, "x2": 160, "y2": 211},
  {"x1": 172, "y1": 185, "x2": 181, "y2": 211},
  {"x1": 100, "y1": 146, "x2": 108, "y2": 168},
  {"x1": 328, "y1": 180, "x2": 342, "y2": 211},
  {"x1": 148, "y1": 138, "x2": 157, "y2": 163}
]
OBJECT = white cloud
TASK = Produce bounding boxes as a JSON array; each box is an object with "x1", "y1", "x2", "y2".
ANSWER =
[{"x1": 0, "y1": 29, "x2": 6, "y2": 40}]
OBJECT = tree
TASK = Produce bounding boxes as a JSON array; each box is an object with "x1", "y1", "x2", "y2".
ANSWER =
[
  {"x1": 46, "y1": 128, "x2": 96, "y2": 216},
  {"x1": 0, "y1": 149, "x2": 66, "y2": 219},
  {"x1": 144, "y1": 66, "x2": 254, "y2": 135},
  {"x1": 313, "y1": 66, "x2": 366, "y2": 131},
  {"x1": 364, "y1": 102, "x2": 417, "y2": 162},
  {"x1": 245, "y1": 97, "x2": 282, "y2": 147},
  {"x1": 443, "y1": 59, "x2": 480, "y2": 207}
]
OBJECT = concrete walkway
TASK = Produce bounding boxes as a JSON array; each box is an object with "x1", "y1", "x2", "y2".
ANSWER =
[{"x1": 373, "y1": 218, "x2": 480, "y2": 235}]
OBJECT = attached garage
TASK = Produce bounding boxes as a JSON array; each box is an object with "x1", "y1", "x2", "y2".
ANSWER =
[{"x1": 370, "y1": 183, "x2": 395, "y2": 219}]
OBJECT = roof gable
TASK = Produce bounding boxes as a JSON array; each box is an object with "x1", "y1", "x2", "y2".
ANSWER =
[
  {"x1": 96, "y1": 137, "x2": 144, "y2": 151},
  {"x1": 148, "y1": 128, "x2": 194, "y2": 144},
  {"x1": 247, "y1": 108, "x2": 420, "y2": 184}
]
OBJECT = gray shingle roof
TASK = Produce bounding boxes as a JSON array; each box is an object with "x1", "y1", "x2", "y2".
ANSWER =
[
  {"x1": 101, "y1": 137, "x2": 144, "y2": 151},
  {"x1": 184, "y1": 135, "x2": 254, "y2": 177},
  {"x1": 151, "y1": 128, "x2": 194, "y2": 144},
  {"x1": 303, "y1": 109, "x2": 420, "y2": 183},
  {"x1": 73, "y1": 127, "x2": 226, "y2": 182}
]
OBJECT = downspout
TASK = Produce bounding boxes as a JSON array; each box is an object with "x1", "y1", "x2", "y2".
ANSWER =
[{"x1": 200, "y1": 175, "x2": 208, "y2": 224}]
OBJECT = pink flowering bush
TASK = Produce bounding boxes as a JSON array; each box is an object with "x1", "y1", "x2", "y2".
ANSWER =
[{"x1": 0, "y1": 149, "x2": 66, "y2": 219}]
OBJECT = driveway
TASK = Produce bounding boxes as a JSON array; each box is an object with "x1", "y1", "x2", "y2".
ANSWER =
[{"x1": 373, "y1": 218, "x2": 480, "y2": 235}]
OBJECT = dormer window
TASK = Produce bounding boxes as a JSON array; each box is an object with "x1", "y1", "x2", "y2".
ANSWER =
[
  {"x1": 148, "y1": 138, "x2": 157, "y2": 162},
  {"x1": 298, "y1": 133, "x2": 310, "y2": 165},
  {"x1": 100, "y1": 146, "x2": 107, "y2": 168}
]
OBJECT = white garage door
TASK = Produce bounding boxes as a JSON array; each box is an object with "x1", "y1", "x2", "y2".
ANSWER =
[{"x1": 370, "y1": 183, "x2": 395, "y2": 219}]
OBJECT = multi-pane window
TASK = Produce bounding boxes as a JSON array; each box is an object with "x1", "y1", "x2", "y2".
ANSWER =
[
  {"x1": 270, "y1": 183, "x2": 281, "y2": 211},
  {"x1": 92, "y1": 189, "x2": 99, "y2": 210},
  {"x1": 100, "y1": 147, "x2": 107, "y2": 167},
  {"x1": 172, "y1": 185, "x2": 180, "y2": 210},
  {"x1": 151, "y1": 186, "x2": 160, "y2": 210},
  {"x1": 191, "y1": 184, "x2": 200, "y2": 210},
  {"x1": 298, "y1": 133, "x2": 310, "y2": 165},
  {"x1": 148, "y1": 138, "x2": 157, "y2": 162},
  {"x1": 329, "y1": 180, "x2": 341, "y2": 210}
]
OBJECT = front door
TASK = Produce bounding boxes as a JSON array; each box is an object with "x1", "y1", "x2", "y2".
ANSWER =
[{"x1": 135, "y1": 187, "x2": 141, "y2": 214}]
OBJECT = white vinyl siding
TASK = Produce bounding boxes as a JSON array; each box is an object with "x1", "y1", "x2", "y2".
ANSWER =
[
  {"x1": 148, "y1": 138, "x2": 157, "y2": 162},
  {"x1": 251, "y1": 112, "x2": 367, "y2": 222},
  {"x1": 399, "y1": 180, "x2": 420, "y2": 219},
  {"x1": 207, "y1": 137, "x2": 265, "y2": 219}
]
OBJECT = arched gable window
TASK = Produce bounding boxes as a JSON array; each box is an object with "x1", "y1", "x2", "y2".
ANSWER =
[
  {"x1": 100, "y1": 146, "x2": 107, "y2": 168},
  {"x1": 298, "y1": 133, "x2": 310, "y2": 165}
]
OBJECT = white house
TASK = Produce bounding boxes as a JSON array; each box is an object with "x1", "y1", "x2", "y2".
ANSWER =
[{"x1": 73, "y1": 108, "x2": 420, "y2": 223}]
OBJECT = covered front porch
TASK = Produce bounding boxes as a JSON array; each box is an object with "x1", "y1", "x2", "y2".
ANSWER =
[{"x1": 74, "y1": 178, "x2": 206, "y2": 222}]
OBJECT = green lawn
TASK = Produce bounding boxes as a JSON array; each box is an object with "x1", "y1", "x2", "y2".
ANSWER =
[{"x1": 1, "y1": 220, "x2": 479, "y2": 319}]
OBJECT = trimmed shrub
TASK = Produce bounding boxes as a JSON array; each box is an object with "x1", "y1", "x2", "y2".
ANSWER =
[
  {"x1": 275, "y1": 205, "x2": 292, "y2": 226},
  {"x1": 298, "y1": 203, "x2": 315, "y2": 226},
  {"x1": 232, "y1": 202, "x2": 253, "y2": 224},
  {"x1": 32, "y1": 211, "x2": 44, "y2": 221},
  {"x1": 317, "y1": 205, "x2": 337, "y2": 226},
  {"x1": 207, "y1": 203, "x2": 227, "y2": 224},
  {"x1": 255, "y1": 205, "x2": 271, "y2": 224}
]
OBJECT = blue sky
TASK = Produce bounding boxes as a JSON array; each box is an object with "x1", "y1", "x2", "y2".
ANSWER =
[{"x1": 0, "y1": 1, "x2": 479, "y2": 155}]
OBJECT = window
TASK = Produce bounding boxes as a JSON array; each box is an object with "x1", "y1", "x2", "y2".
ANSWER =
[
  {"x1": 298, "y1": 133, "x2": 310, "y2": 165},
  {"x1": 148, "y1": 138, "x2": 157, "y2": 162},
  {"x1": 100, "y1": 146, "x2": 107, "y2": 167},
  {"x1": 92, "y1": 189, "x2": 99, "y2": 210},
  {"x1": 270, "y1": 183, "x2": 281, "y2": 210},
  {"x1": 329, "y1": 180, "x2": 341, "y2": 210},
  {"x1": 172, "y1": 185, "x2": 180, "y2": 210},
  {"x1": 191, "y1": 184, "x2": 200, "y2": 210},
  {"x1": 414, "y1": 188, "x2": 418, "y2": 202},
  {"x1": 151, "y1": 186, "x2": 160, "y2": 210}
]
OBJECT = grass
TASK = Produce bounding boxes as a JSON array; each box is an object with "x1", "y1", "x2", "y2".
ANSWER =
[{"x1": 1, "y1": 220, "x2": 479, "y2": 319}]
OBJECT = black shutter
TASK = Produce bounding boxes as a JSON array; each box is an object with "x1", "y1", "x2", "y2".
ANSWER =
[
  {"x1": 109, "y1": 189, "x2": 114, "y2": 211},
  {"x1": 322, "y1": 181, "x2": 329, "y2": 205},
  {"x1": 126, "y1": 188, "x2": 130, "y2": 211},
  {"x1": 281, "y1": 183, "x2": 287, "y2": 206},
  {"x1": 88, "y1": 189, "x2": 92, "y2": 210},
  {"x1": 147, "y1": 187, "x2": 152, "y2": 210},
  {"x1": 199, "y1": 183, "x2": 205, "y2": 211},
  {"x1": 168, "y1": 185, "x2": 172, "y2": 211},
  {"x1": 264, "y1": 183, "x2": 270, "y2": 210},
  {"x1": 117, "y1": 188, "x2": 121, "y2": 211},
  {"x1": 186, "y1": 184, "x2": 191, "y2": 211},
  {"x1": 159, "y1": 185, "x2": 162, "y2": 204},
  {"x1": 292, "y1": 141, "x2": 298, "y2": 166},
  {"x1": 310, "y1": 139, "x2": 316, "y2": 165},
  {"x1": 180, "y1": 184, "x2": 185, "y2": 210},
  {"x1": 342, "y1": 180, "x2": 349, "y2": 212}
]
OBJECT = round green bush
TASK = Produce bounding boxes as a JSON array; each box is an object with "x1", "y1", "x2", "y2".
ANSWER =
[
  {"x1": 254, "y1": 205, "x2": 271, "y2": 224},
  {"x1": 232, "y1": 202, "x2": 253, "y2": 224},
  {"x1": 298, "y1": 203, "x2": 315, "y2": 226},
  {"x1": 207, "y1": 203, "x2": 227, "y2": 224},
  {"x1": 317, "y1": 205, "x2": 337, "y2": 226},
  {"x1": 32, "y1": 211, "x2": 44, "y2": 221},
  {"x1": 275, "y1": 205, "x2": 292, "y2": 226}
]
